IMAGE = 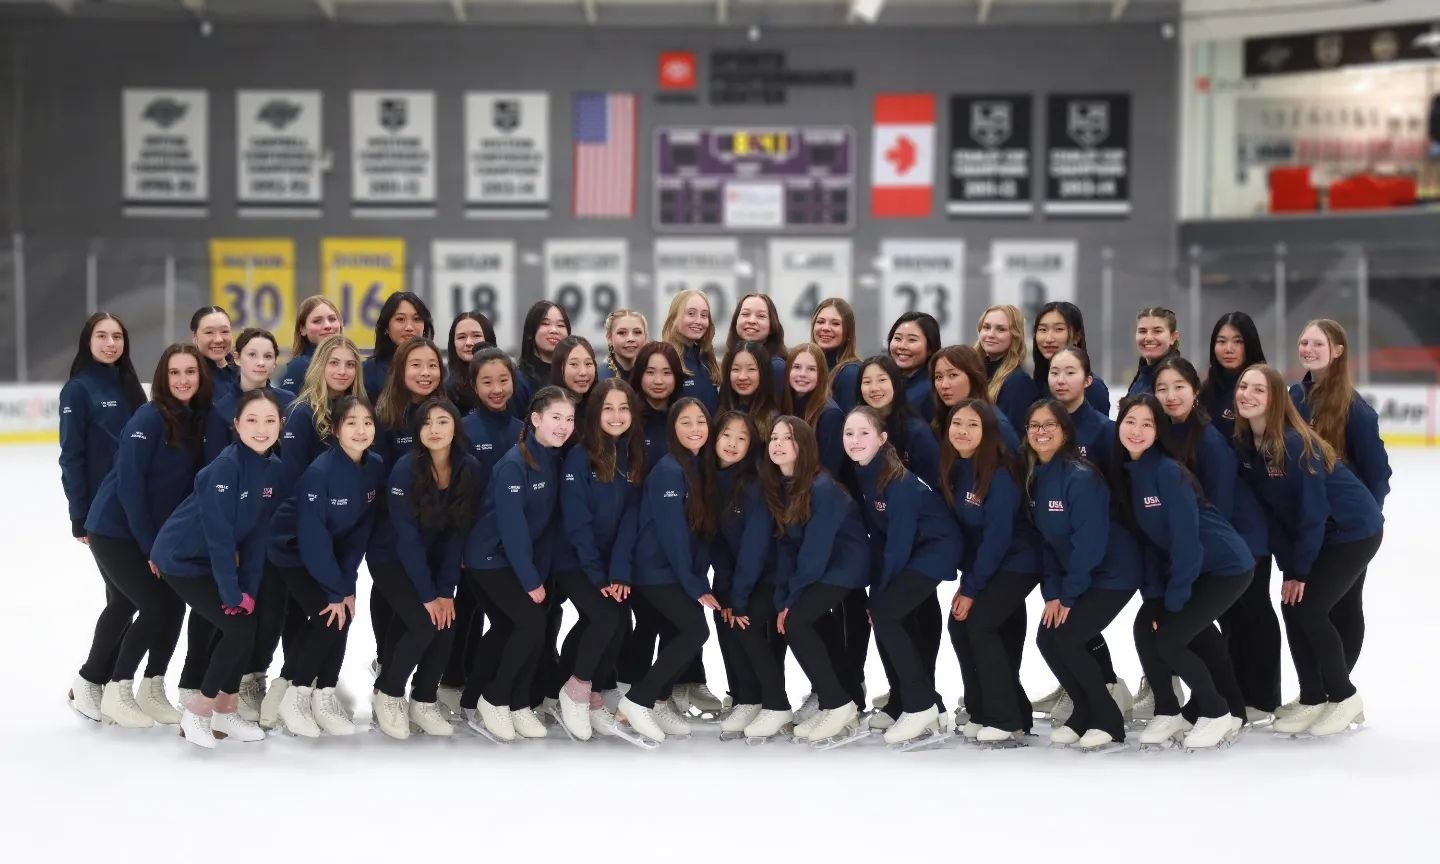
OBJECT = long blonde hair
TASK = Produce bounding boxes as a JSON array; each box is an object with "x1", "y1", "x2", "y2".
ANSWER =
[
  {"x1": 661, "y1": 289, "x2": 719, "y2": 380},
  {"x1": 603, "y1": 308, "x2": 649, "y2": 379},
  {"x1": 975, "y1": 304, "x2": 1028, "y2": 403},
  {"x1": 1298, "y1": 319, "x2": 1356, "y2": 459},
  {"x1": 290, "y1": 295, "x2": 341, "y2": 357},
  {"x1": 781, "y1": 343, "x2": 833, "y2": 431},
  {"x1": 293, "y1": 334, "x2": 366, "y2": 440},
  {"x1": 1234, "y1": 364, "x2": 1337, "y2": 475}
]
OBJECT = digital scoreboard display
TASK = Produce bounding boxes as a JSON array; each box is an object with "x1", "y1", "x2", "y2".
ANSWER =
[{"x1": 654, "y1": 126, "x2": 854, "y2": 230}]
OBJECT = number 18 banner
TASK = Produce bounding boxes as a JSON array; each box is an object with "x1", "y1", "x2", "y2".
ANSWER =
[
  {"x1": 431, "y1": 240, "x2": 518, "y2": 353},
  {"x1": 209, "y1": 238, "x2": 296, "y2": 340},
  {"x1": 879, "y1": 240, "x2": 965, "y2": 348},
  {"x1": 320, "y1": 237, "x2": 407, "y2": 353}
]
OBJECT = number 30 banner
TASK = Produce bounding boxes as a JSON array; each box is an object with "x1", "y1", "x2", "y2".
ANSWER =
[
  {"x1": 320, "y1": 237, "x2": 407, "y2": 353},
  {"x1": 431, "y1": 240, "x2": 517, "y2": 353},
  {"x1": 209, "y1": 238, "x2": 296, "y2": 338},
  {"x1": 544, "y1": 239, "x2": 629, "y2": 346},
  {"x1": 879, "y1": 239, "x2": 965, "y2": 347}
]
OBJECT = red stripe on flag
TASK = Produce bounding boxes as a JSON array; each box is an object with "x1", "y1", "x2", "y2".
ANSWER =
[
  {"x1": 874, "y1": 93, "x2": 935, "y2": 125},
  {"x1": 871, "y1": 187, "x2": 932, "y2": 219}
]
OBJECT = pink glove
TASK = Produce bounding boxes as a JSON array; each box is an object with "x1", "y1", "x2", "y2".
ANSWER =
[{"x1": 223, "y1": 593, "x2": 256, "y2": 616}]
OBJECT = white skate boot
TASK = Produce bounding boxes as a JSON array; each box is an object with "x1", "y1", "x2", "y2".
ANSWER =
[
  {"x1": 237, "y1": 673, "x2": 265, "y2": 722},
  {"x1": 69, "y1": 674, "x2": 103, "y2": 722},
  {"x1": 682, "y1": 683, "x2": 723, "y2": 720},
  {"x1": 884, "y1": 705, "x2": 947, "y2": 751},
  {"x1": 962, "y1": 721, "x2": 982, "y2": 740},
  {"x1": 1273, "y1": 698, "x2": 1302, "y2": 720},
  {"x1": 557, "y1": 691, "x2": 593, "y2": 741},
  {"x1": 720, "y1": 704, "x2": 762, "y2": 741},
  {"x1": 258, "y1": 677, "x2": 289, "y2": 730},
  {"x1": 1109, "y1": 677, "x2": 1135, "y2": 721},
  {"x1": 1183, "y1": 715, "x2": 1243, "y2": 750},
  {"x1": 809, "y1": 703, "x2": 866, "y2": 751},
  {"x1": 313, "y1": 688, "x2": 356, "y2": 736},
  {"x1": 1308, "y1": 694, "x2": 1365, "y2": 737},
  {"x1": 372, "y1": 692, "x2": 411, "y2": 740},
  {"x1": 471, "y1": 699, "x2": 515, "y2": 743},
  {"x1": 137, "y1": 677, "x2": 181, "y2": 725},
  {"x1": 179, "y1": 709, "x2": 216, "y2": 749},
  {"x1": 408, "y1": 700, "x2": 454, "y2": 737},
  {"x1": 654, "y1": 701, "x2": 693, "y2": 737},
  {"x1": 793, "y1": 708, "x2": 824, "y2": 742},
  {"x1": 601, "y1": 688, "x2": 623, "y2": 714},
  {"x1": 278, "y1": 684, "x2": 321, "y2": 738},
  {"x1": 1140, "y1": 715, "x2": 1191, "y2": 749},
  {"x1": 617, "y1": 697, "x2": 667, "y2": 744},
  {"x1": 1131, "y1": 677, "x2": 1155, "y2": 721},
  {"x1": 1030, "y1": 685, "x2": 1064, "y2": 718},
  {"x1": 1273, "y1": 703, "x2": 1328, "y2": 736},
  {"x1": 1245, "y1": 707, "x2": 1274, "y2": 726},
  {"x1": 867, "y1": 710, "x2": 896, "y2": 731},
  {"x1": 589, "y1": 705, "x2": 619, "y2": 736},
  {"x1": 1051, "y1": 690, "x2": 1075, "y2": 725},
  {"x1": 743, "y1": 709, "x2": 793, "y2": 744},
  {"x1": 511, "y1": 706, "x2": 548, "y2": 739},
  {"x1": 794, "y1": 692, "x2": 820, "y2": 726},
  {"x1": 871, "y1": 691, "x2": 891, "y2": 711},
  {"x1": 100, "y1": 681, "x2": 155, "y2": 728},
  {"x1": 1078, "y1": 728, "x2": 1125, "y2": 753},
  {"x1": 211, "y1": 710, "x2": 265, "y2": 743},
  {"x1": 976, "y1": 725, "x2": 1026, "y2": 748},
  {"x1": 1049, "y1": 724, "x2": 1080, "y2": 747}
]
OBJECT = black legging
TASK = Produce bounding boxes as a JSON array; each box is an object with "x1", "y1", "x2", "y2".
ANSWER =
[
  {"x1": 441, "y1": 577, "x2": 484, "y2": 689},
  {"x1": 371, "y1": 560, "x2": 455, "y2": 703},
  {"x1": 163, "y1": 574, "x2": 258, "y2": 699},
  {"x1": 950, "y1": 570, "x2": 1039, "y2": 732},
  {"x1": 870, "y1": 572, "x2": 947, "y2": 714},
  {"x1": 1083, "y1": 635, "x2": 1118, "y2": 685},
  {"x1": 1336, "y1": 566, "x2": 1367, "y2": 672},
  {"x1": 250, "y1": 564, "x2": 303, "y2": 677},
  {"x1": 178, "y1": 614, "x2": 217, "y2": 690},
  {"x1": 626, "y1": 584, "x2": 708, "y2": 707},
  {"x1": 1283, "y1": 533, "x2": 1383, "y2": 705},
  {"x1": 553, "y1": 568, "x2": 623, "y2": 685},
  {"x1": 618, "y1": 600, "x2": 708, "y2": 692},
  {"x1": 1036, "y1": 588, "x2": 1132, "y2": 739},
  {"x1": 1134, "y1": 571, "x2": 1252, "y2": 720},
  {"x1": 1219, "y1": 554, "x2": 1282, "y2": 712},
  {"x1": 876, "y1": 589, "x2": 944, "y2": 716},
  {"x1": 837, "y1": 588, "x2": 871, "y2": 696},
  {"x1": 88, "y1": 534, "x2": 184, "y2": 683},
  {"x1": 718, "y1": 582, "x2": 788, "y2": 711},
  {"x1": 272, "y1": 563, "x2": 350, "y2": 691},
  {"x1": 77, "y1": 552, "x2": 137, "y2": 686},
  {"x1": 461, "y1": 568, "x2": 545, "y2": 711},
  {"x1": 783, "y1": 583, "x2": 854, "y2": 711},
  {"x1": 369, "y1": 587, "x2": 395, "y2": 669}
]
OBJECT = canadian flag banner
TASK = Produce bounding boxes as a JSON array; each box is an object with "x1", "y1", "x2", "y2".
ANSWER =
[{"x1": 871, "y1": 93, "x2": 936, "y2": 218}]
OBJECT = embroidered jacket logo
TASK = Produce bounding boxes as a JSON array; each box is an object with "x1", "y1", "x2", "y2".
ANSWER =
[
  {"x1": 100, "y1": 400, "x2": 118, "y2": 408},
  {"x1": 240, "y1": 491, "x2": 250, "y2": 500},
  {"x1": 965, "y1": 491, "x2": 982, "y2": 507},
  {"x1": 330, "y1": 498, "x2": 349, "y2": 506},
  {"x1": 306, "y1": 493, "x2": 319, "y2": 502},
  {"x1": 1047, "y1": 500, "x2": 1065, "y2": 512},
  {"x1": 215, "y1": 483, "x2": 230, "y2": 493},
  {"x1": 873, "y1": 501, "x2": 887, "y2": 512},
  {"x1": 390, "y1": 487, "x2": 405, "y2": 497},
  {"x1": 262, "y1": 487, "x2": 273, "y2": 499},
  {"x1": 130, "y1": 430, "x2": 147, "y2": 440},
  {"x1": 1143, "y1": 495, "x2": 1162, "y2": 508},
  {"x1": 366, "y1": 490, "x2": 376, "y2": 503},
  {"x1": 663, "y1": 490, "x2": 679, "y2": 498}
]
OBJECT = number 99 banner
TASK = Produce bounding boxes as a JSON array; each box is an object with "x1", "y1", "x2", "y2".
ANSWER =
[
  {"x1": 878, "y1": 240, "x2": 966, "y2": 348},
  {"x1": 544, "y1": 239, "x2": 629, "y2": 346},
  {"x1": 320, "y1": 237, "x2": 407, "y2": 353},
  {"x1": 209, "y1": 238, "x2": 297, "y2": 338}
]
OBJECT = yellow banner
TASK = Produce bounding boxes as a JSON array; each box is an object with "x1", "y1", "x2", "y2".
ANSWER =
[
  {"x1": 209, "y1": 238, "x2": 297, "y2": 338},
  {"x1": 320, "y1": 237, "x2": 407, "y2": 352}
]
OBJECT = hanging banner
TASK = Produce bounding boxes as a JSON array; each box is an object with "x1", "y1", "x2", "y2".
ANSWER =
[
  {"x1": 1044, "y1": 94, "x2": 1131, "y2": 217},
  {"x1": 990, "y1": 240, "x2": 1077, "y2": 329},
  {"x1": 879, "y1": 240, "x2": 966, "y2": 347},
  {"x1": 544, "y1": 239, "x2": 629, "y2": 346},
  {"x1": 948, "y1": 94, "x2": 1033, "y2": 217},
  {"x1": 320, "y1": 237, "x2": 407, "y2": 352},
  {"x1": 122, "y1": 88, "x2": 208, "y2": 216},
  {"x1": 465, "y1": 92, "x2": 550, "y2": 219},
  {"x1": 653, "y1": 238, "x2": 742, "y2": 332},
  {"x1": 236, "y1": 90, "x2": 323, "y2": 217},
  {"x1": 431, "y1": 240, "x2": 519, "y2": 353},
  {"x1": 350, "y1": 90, "x2": 436, "y2": 217},
  {"x1": 871, "y1": 93, "x2": 936, "y2": 219},
  {"x1": 767, "y1": 238, "x2": 852, "y2": 342},
  {"x1": 209, "y1": 239, "x2": 297, "y2": 337}
]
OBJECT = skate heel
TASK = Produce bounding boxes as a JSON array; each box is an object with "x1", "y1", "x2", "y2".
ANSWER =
[{"x1": 719, "y1": 730, "x2": 746, "y2": 742}]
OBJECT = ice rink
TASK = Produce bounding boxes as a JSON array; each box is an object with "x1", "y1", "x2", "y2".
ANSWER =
[{"x1": 3, "y1": 443, "x2": 1433, "y2": 860}]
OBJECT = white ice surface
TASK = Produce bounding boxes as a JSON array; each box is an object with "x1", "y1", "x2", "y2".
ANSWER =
[{"x1": 1, "y1": 444, "x2": 1433, "y2": 860}]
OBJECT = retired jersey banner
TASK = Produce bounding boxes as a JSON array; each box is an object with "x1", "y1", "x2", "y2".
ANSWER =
[
  {"x1": 879, "y1": 240, "x2": 965, "y2": 347},
  {"x1": 767, "y1": 238, "x2": 852, "y2": 340},
  {"x1": 465, "y1": 92, "x2": 550, "y2": 219},
  {"x1": 320, "y1": 238, "x2": 407, "y2": 352},
  {"x1": 1044, "y1": 94, "x2": 1131, "y2": 217},
  {"x1": 871, "y1": 94, "x2": 935, "y2": 218},
  {"x1": 948, "y1": 94, "x2": 1033, "y2": 217},
  {"x1": 990, "y1": 240, "x2": 1077, "y2": 328},
  {"x1": 431, "y1": 240, "x2": 519, "y2": 353},
  {"x1": 544, "y1": 239, "x2": 629, "y2": 345},
  {"x1": 236, "y1": 90, "x2": 322, "y2": 217},
  {"x1": 122, "y1": 88, "x2": 208, "y2": 216},
  {"x1": 350, "y1": 90, "x2": 436, "y2": 216},
  {"x1": 210, "y1": 239, "x2": 297, "y2": 336},
  {"x1": 653, "y1": 238, "x2": 742, "y2": 332}
]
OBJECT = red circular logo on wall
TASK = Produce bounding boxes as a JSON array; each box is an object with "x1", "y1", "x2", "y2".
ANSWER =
[{"x1": 659, "y1": 51, "x2": 697, "y2": 91}]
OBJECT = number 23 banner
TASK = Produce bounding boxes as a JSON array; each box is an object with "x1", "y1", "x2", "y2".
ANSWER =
[
  {"x1": 879, "y1": 240, "x2": 965, "y2": 348},
  {"x1": 320, "y1": 237, "x2": 407, "y2": 353},
  {"x1": 210, "y1": 238, "x2": 296, "y2": 339}
]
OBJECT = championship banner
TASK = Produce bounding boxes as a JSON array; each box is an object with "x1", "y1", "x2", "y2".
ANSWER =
[
  {"x1": 350, "y1": 90, "x2": 436, "y2": 216},
  {"x1": 209, "y1": 239, "x2": 297, "y2": 338},
  {"x1": 544, "y1": 239, "x2": 629, "y2": 345},
  {"x1": 465, "y1": 92, "x2": 550, "y2": 219},
  {"x1": 653, "y1": 238, "x2": 742, "y2": 332},
  {"x1": 879, "y1": 240, "x2": 965, "y2": 347},
  {"x1": 122, "y1": 88, "x2": 208, "y2": 216},
  {"x1": 947, "y1": 94, "x2": 1033, "y2": 217},
  {"x1": 989, "y1": 240, "x2": 1077, "y2": 328},
  {"x1": 431, "y1": 241, "x2": 518, "y2": 353},
  {"x1": 766, "y1": 239, "x2": 852, "y2": 342},
  {"x1": 871, "y1": 94, "x2": 936, "y2": 219},
  {"x1": 320, "y1": 237, "x2": 407, "y2": 352},
  {"x1": 236, "y1": 90, "x2": 323, "y2": 217},
  {"x1": 1044, "y1": 94, "x2": 1131, "y2": 217}
]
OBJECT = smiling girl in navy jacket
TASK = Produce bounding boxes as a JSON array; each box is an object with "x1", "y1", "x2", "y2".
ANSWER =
[
  {"x1": 942, "y1": 399, "x2": 1042, "y2": 743},
  {"x1": 1200, "y1": 312, "x2": 1266, "y2": 442},
  {"x1": 780, "y1": 343, "x2": 845, "y2": 476},
  {"x1": 887, "y1": 312, "x2": 941, "y2": 424},
  {"x1": 855, "y1": 355, "x2": 940, "y2": 488},
  {"x1": 1031, "y1": 301, "x2": 1111, "y2": 414},
  {"x1": 61, "y1": 313, "x2": 147, "y2": 721},
  {"x1": 630, "y1": 342, "x2": 685, "y2": 473},
  {"x1": 813, "y1": 298, "x2": 862, "y2": 414},
  {"x1": 512, "y1": 301, "x2": 572, "y2": 416},
  {"x1": 460, "y1": 386, "x2": 575, "y2": 742},
  {"x1": 1025, "y1": 399, "x2": 1142, "y2": 749},
  {"x1": 1234, "y1": 365, "x2": 1383, "y2": 737},
  {"x1": 363, "y1": 292, "x2": 434, "y2": 401},
  {"x1": 929, "y1": 345, "x2": 1023, "y2": 454},
  {"x1": 152, "y1": 389, "x2": 288, "y2": 749},
  {"x1": 976, "y1": 305, "x2": 1039, "y2": 433},
  {"x1": 191, "y1": 306, "x2": 239, "y2": 400},
  {"x1": 719, "y1": 340, "x2": 782, "y2": 435},
  {"x1": 370, "y1": 398, "x2": 482, "y2": 740},
  {"x1": 661, "y1": 289, "x2": 721, "y2": 415},
  {"x1": 1113, "y1": 395, "x2": 1254, "y2": 750},
  {"x1": 278, "y1": 296, "x2": 342, "y2": 392},
  {"x1": 846, "y1": 406, "x2": 961, "y2": 746},
  {"x1": 726, "y1": 293, "x2": 789, "y2": 391},
  {"x1": 444, "y1": 311, "x2": 494, "y2": 413},
  {"x1": 1127, "y1": 306, "x2": 1181, "y2": 396},
  {"x1": 83, "y1": 344, "x2": 211, "y2": 728},
  {"x1": 206, "y1": 328, "x2": 296, "y2": 463}
]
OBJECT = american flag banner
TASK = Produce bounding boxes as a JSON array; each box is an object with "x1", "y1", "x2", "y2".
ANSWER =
[{"x1": 572, "y1": 92, "x2": 637, "y2": 218}]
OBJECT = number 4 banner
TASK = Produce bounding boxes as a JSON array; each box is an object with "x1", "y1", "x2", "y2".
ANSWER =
[
  {"x1": 320, "y1": 237, "x2": 407, "y2": 353},
  {"x1": 767, "y1": 239, "x2": 852, "y2": 343},
  {"x1": 879, "y1": 240, "x2": 965, "y2": 348},
  {"x1": 431, "y1": 240, "x2": 518, "y2": 353},
  {"x1": 210, "y1": 239, "x2": 296, "y2": 338},
  {"x1": 544, "y1": 239, "x2": 629, "y2": 346}
]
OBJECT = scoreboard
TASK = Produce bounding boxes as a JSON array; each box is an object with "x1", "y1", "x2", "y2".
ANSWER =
[{"x1": 654, "y1": 126, "x2": 854, "y2": 230}]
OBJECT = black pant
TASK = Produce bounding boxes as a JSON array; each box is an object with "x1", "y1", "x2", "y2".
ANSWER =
[
  {"x1": 164, "y1": 574, "x2": 258, "y2": 699},
  {"x1": 178, "y1": 614, "x2": 218, "y2": 690},
  {"x1": 618, "y1": 598, "x2": 708, "y2": 692},
  {"x1": 441, "y1": 576, "x2": 484, "y2": 689},
  {"x1": 837, "y1": 587, "x2": 871, "y2": 695},
  {"x1": 1218, "y1": 555, "x2": 1282, "y2": 711},
  {"x1": 719, "y1": 583, "x2": 788, "y2": 710},
  {"x1": 532, "y1": 577, "x2": 569, "y2": 704},
  {"x1": 271, "y1": 563, "x2": 350, "y2": 691},
  {"x1": 869, "y1": 572, "x2": 945, "y2": 714},
  {"x1": 250, "y1": 564, "x2": 303, "y2": 676},
  {"x1": 370, "y1": 586, "x2": 395, "y2": 667},
  {"x1": 784, "y1": 583, "x2": 854, "y2": 710},
  {"x1": 371, "y1": 560, "x2": 455, "y2": 703},
  {"x1": 1082, "y1": 635, "x2": 1118, "y2": 685},
  {"x1": 876, "y1": 587, "x2": 944, "y2": 715},
  {"x1": 77, "y1": 552, "x2": 137, "y2": 685},
  {"x1": 1283, "y1": 533, "x2": 1382, "y2": 705},
  {"x1": 461, "y1": 568, "x2": 545, "y2": 711},
  {"x1": 1036, "y1": 588, "x2": 1132, "y2": 739},
  {"x1": 627, "y1": 585, "x2": 709, "y2": 707},
  {"x1": 951, "y1": 571, "x2": 1039, "y2": 732},
  {"x1": 1134, "y1": 572, "x2": 1251, "y2": 719},
  {"x1": 553, "y1": 569, "x2": 623, "y2": 685},
  {"x1": 88, "y1": 534, "x2": 184, "y2": 682},
  {"x1": 1336, "y1": 566, "x2": 1367, "y2": 672}
]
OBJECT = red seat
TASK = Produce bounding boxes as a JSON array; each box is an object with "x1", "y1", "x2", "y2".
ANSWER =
[{"x1": 1269, "y1": 166, "x2": 1317, "y2": 213}]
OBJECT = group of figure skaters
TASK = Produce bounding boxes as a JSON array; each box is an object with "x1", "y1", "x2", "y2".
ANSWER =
[{"x1": 59, "y1": 286, "x2": 1388, "y2": 752}]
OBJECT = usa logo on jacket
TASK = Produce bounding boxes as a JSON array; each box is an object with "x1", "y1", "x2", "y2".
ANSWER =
[
  {"x1": 1048, "y1": 500, "x2": 1065, "y2": 512},
  {"x1": 1143, "y1": 495, "x2": 1162, "y2": 508}
]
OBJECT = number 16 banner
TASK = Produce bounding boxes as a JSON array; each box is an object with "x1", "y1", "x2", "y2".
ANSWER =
[
  {"x1": 320, "y1": 237, "x2": 406, "y2": 353},
  {"x1": 431, "y1": 240, "x2": 518, "y2": 353},
  {"x1": 210, "y1": 238, "x2": 296, "y2": 338},
  {"x1": 879, "y1": 240, "x2": 965, "y2": 348}
]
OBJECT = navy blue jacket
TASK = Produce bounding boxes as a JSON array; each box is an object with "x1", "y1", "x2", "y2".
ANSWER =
[
  {"x1": 1123, "y1": 448, "x2": 1253, "y2": 612},
  {"x1": 1037, "y1": 369, "x2": 1111, "y2": 416},
  {"x1": 853, "y1": 461, "x2": 960, "y2": 589},
  {"x1": 985, "y1": 357, "x2": 1040, "y2": 433},
  {"x1": 362, "y1": 356, "x2": 390, "y2": 403},
  {"x1": 373, "y1": 403, "x2": 421, "y2": 471},
  {"x1": 557, "y1": 444, "x2": 639, "y2": 588},
  {"x1": 630, "y1": 453, "x2": 713, "y2": 598},
  {"x1": 151, "y1": 443, "x2": 288, "y2": 608},
  {"x1": 995, "y1": 412, "x2": 1022, "y2": 453},
  {"x1": 795, "y1": 395, "x2": 845, "y2": 477},
  {"x1": 1030, "y1": 458, "x2": 1142, "y2": 606},
  {"x1": 1236, "y1": 429, "x2": 1383, "y2": 579},
  {"x1": 380, "y1": 451, "x2": 476, "y2": 603},
  {"x1": 464, "y1": 432, "x2": 562, "y2": 591},
  {"x1": 1128, "y1": 352, "x2": 1179, "y2": 397},
  {"x1": 507, "y1": 360, "x2": 551, "y2": 418},
  {"x1": 947, "y1": 458, "x2": 1042, "y2": 597},
  {"x1": 268, "y1": 448, "x2": 386, "y2": 603},
  {"x1": 205, "y1": 384, "x2": 296, "y2": 464},
  {"x1": 279, "y1": 400, "x2": 335, "y2": 493},
  {"x1": 773, "y1": 473, "x2": 870, "y2": 609},
  {"x1": 1289, "y1": 375, "x2": 1391, "y2": 508},
  {"x1": 85, "y1": 403, "x2": 204, "y2": 557},
  {"x1": 639, "y1": 406, "x2": 671, "y2": 473},
  {"x1": 826, "y1": 353, "x2": 860, "y2": 414},
  {"x1": 59, "y1": 362, "x2": 137, "y2": 534},
  {"x1": 767, "y1": 354, "x2": 788, "y2": 393},
  {"x1": 277, "y1": 342, "x2": 315, "y2": 393},
  {"x1": 1168, "y1": 416, "x2": 1268, "y2": 557},
  {"x1": 903, "y1": 369, "x2": 935, "y2": 424},
  {"x1": 679, "y1": 344, "x2": 720, "y2": 415},
  {"x1": 891, "y1": 415, "x2": 941, "y2": 488},
  {"x1": 1203, "y1": 370, "x2": 1241, "y2": 442},
  {"x1": 205, "y1": 358, "x2": 241, "y2": 402},
  {"x1": 710, "y1": 465, "x2": 774, "y2": 615},
  {"x1": 1071, "y1": 402, "x2": 1116, "y2": 473},
  {"x1": 462, "y1": 404, "x2": 522, "y2": 473}
]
